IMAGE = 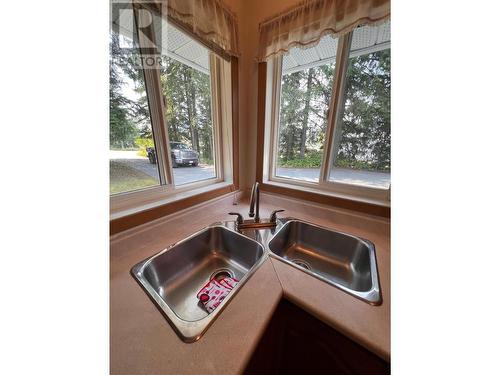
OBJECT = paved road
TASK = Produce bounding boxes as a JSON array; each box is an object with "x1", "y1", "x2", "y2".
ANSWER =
[
  {"x1": 110, "y1": 150, "x2": 215, "y2": 185},
  {"x1": 110, "y1": 151, "x2": 390, "y2": 188},
  {"x1": 277, "y1": 167, "x2": 390, "y2": 188}
]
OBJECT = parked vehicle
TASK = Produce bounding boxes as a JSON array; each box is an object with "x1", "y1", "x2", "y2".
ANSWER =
[
  {"x1": 146, "y1": 147, "x2": 157, "y2": 164},
  {"x1": 146, "y1": 142, "x2": 199, "y2": 167}
]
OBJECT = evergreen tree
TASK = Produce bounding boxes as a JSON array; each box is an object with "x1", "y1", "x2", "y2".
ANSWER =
[{"x1": 278, "y1": 49, "x2": 390, "y2": 171}]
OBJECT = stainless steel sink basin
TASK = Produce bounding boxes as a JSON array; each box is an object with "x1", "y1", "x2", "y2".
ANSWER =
[
  {"x1": 131, "y1": 225, "x2": 265, "y2": 342},
  {"x1": 268, "y1": 219, "x2": 381, "y2": 305}
]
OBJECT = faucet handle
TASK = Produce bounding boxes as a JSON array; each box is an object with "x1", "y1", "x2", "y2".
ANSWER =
[
  {"x1": 228, "y1": 212, "x2": 244, "y2": 225},
  {"x1": 270, "y1": 209, "x2": 285, "y2": 223}
]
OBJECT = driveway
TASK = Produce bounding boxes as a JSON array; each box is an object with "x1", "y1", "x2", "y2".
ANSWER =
[
  {"x1": 110, "y1": 151, "x2": 390, "y2": 188},
  {"x1": 276, "y1": 167, "x2": 390, "y2": 188},
  {"x1": 110, "y1": 150, "x2": 215, "y2": 186}
]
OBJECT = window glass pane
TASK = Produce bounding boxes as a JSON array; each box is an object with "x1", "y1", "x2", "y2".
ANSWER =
[
  {"x1": 276, "y1": 35, "x2": 337, "y2": 182},
  {"x1": 158, "y1": 22, "x2": 216, "y2": 185},
  {"x1": 109, "y1": 30, "x2": 161, "y2": 195},
  {"x1": 330, "y1": 22, "x2": 390, "y2": 189}
]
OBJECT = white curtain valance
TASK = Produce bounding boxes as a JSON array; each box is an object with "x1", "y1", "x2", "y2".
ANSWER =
[
  {"x1": 257, "y1": 0, "x2": 390, "y2": 62},
  {"x1": 150, "y1": 0, "x2": 240, "y2": 60}
]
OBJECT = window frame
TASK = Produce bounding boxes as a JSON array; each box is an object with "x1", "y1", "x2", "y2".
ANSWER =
[
  {"x1": 264, "y1": 28, "x2": 391, "y2": 204},
  {"x1": 110, "y1": 6, "x2": 234, "y2": 215}
]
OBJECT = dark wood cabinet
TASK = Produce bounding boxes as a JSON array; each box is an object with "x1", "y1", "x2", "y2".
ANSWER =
[{"x1": 244, "y1": 299, "x2": 389, "y2": 375}]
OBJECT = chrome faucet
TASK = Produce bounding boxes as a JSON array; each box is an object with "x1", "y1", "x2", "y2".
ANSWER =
[
  {"x1": 228, "y1": 182, "x2": 284, "y2": 230},
  {"x1": 248, "y1": 181, "x2": 260, "y2": 222}
]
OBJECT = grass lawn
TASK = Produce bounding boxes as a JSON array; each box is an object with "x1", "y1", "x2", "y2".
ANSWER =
[{"x1": 110, "y1": 161, "x2": 159, "y2": 194}]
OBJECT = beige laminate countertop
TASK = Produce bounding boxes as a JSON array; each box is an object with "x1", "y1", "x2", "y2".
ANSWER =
[{"x1": 110, "y1": 192, "x2": 390, "y2": 374}]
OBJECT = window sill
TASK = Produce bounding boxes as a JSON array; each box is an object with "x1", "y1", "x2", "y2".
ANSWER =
[
  {"x1": 260, "y1": 179, "x2": 390, "y2": 217},
  {"x1": 111, "y1": 178, "x2": 225, "y2": 218},
  {"x1": 110, "y1": 181, "x2": 235, "y2": 234}
]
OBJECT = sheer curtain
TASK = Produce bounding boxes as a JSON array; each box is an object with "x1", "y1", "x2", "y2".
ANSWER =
[
  {"x1": 257, "y1": 0, "x2": 390, "y2": 62},
  {"x1": 150, "y1": 0, "x2": 240, "y2": 60}
]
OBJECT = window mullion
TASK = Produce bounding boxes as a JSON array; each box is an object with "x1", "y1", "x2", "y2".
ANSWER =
[
  {"x1": 319, "y1": 32, "x2": 352, "y2": 184},
  {"x1": 269, "y1": 55, "x2": 282, "y2": 181},
  {"x1": 209, "y1": 53, "x2": 224, "y2": 181},
  {"x1": 134, "y1": 7, "x2": 174, "y2": 186},
  {"x1": 142, "y1": 65, "x2": 174, "y2": 186}
]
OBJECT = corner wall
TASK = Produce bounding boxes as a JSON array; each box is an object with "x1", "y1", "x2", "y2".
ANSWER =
[{"x1": 223, "y1": 0, "x2": 300, "y2": 191}]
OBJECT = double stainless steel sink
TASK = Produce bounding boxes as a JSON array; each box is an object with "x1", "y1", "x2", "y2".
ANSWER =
[{"x1": 131, "y1": 218, "x2": 381, "y2": 342}]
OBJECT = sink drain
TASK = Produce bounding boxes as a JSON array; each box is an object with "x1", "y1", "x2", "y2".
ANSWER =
[
  {"x1": 209, "y1": 268, "x2": 235, "y2": 281},
  {"x1": 291, "y1": 259, "x2": 311, "y2": 270}
]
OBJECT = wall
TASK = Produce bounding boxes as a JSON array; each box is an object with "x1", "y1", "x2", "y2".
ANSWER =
[{"x1": 223, "y1": 0, "x2": 300, "y2": 191}]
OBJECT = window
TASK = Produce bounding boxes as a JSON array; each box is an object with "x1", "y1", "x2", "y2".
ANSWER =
[
  {"x1": 275, "y1": 36, "x2": 337, "y2": 182},
  {"x1": 109, "y1": 5, "x2": 233, "y2": 210},
  {"x1": 266, "y1": 21, "x2": 390, "y2": 201},
  {"x1": 330, "y1": 24, "x2": 390, "y2": 189},
  {"x1": 109, "y1": 30, "x2": 161, "y2": 194},
  {"x1": 157, "y1": 23, "x2": 217, "y2": 185}
]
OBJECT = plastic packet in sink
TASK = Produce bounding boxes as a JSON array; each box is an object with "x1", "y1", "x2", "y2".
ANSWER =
[{"x1": 197, "y1": 277, "x2": 239, "y2": 313}]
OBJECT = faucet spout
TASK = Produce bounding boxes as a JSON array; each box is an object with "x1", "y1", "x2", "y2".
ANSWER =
[
  {"x1": 228, "y1": 181, "x2": 283, "y2": 230},
  {"x1": 248, "y1": 182, "x2": 260, "y2": 222}
]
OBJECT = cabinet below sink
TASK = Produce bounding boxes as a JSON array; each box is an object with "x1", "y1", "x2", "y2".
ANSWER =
[{"x1": 244, "y1": 299, "x2": 389, "y2": 374}]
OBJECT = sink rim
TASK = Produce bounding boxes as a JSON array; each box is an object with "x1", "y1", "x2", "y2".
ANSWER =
[
  {"x1": 130, "y1": 224, "x2": 267, "y2": 342},
  {"x1": 267, "y1": 218, "x2": 382, "y2": 306}
]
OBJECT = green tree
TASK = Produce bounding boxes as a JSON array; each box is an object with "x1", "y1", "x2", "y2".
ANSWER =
[
  {"x1": 277, "y1": 49, "x2": 390, "y2": 171},
  {"x1": 161, "y1": 58, "x2": 214, "y2": 163},
  {"x1": 278, "y1": 64, "x2": 333, "y2": 163},
  {"x1": 109, "y1": 32, "x2": 152, "y2": 149},
  {"x1": 335, "y1": 50, "x2": 391, "y2": 171}
]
